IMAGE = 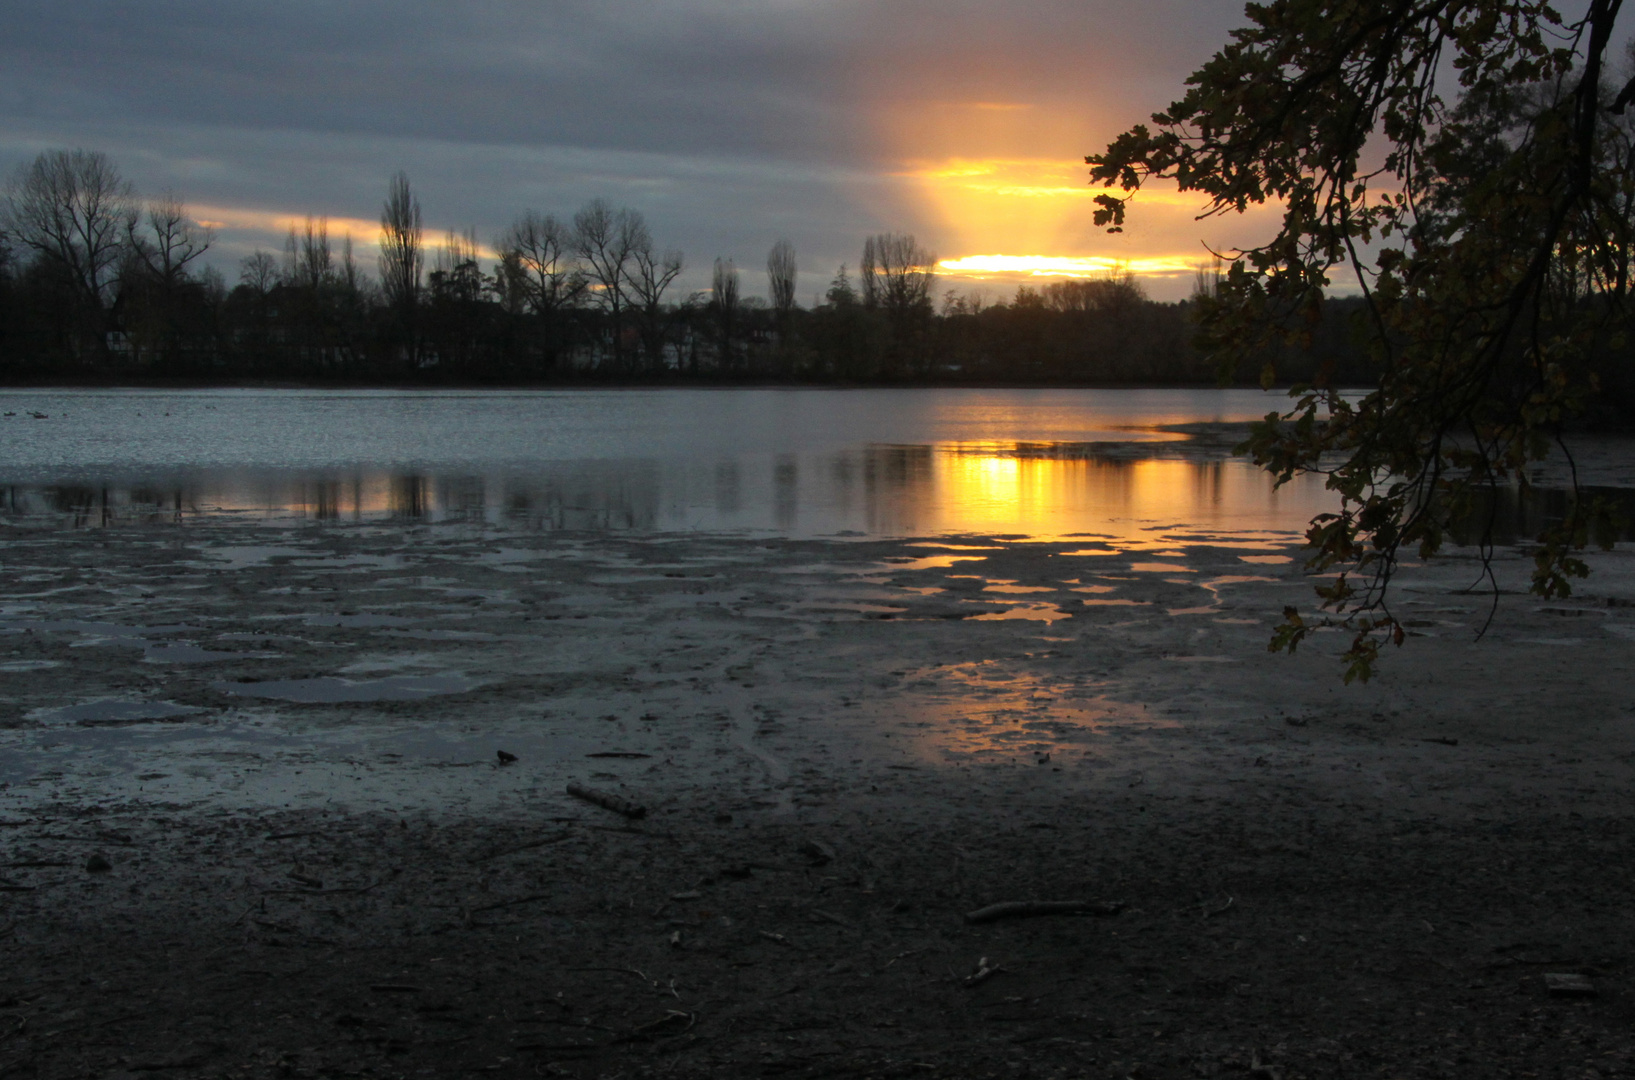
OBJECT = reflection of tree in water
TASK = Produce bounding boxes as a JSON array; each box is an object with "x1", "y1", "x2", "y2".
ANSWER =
[
  {"x1": 436, "y1": 476, "x2": 488, "y2": 522},
  {"x1": 861, "y1": 444, "x2": 934, "y2": 534},
  {"x1": 774, "y1": 454, "x2": 798, "y2": 529},
  {"x1": 1190, "y1": 461, "x2": 1226, "y2": 509},
  {"x1": 499, "y1": 463, "x2": 662, "y2": 531},
  {"x1": 2, "y1": 449, "x2": 1620, "y2": 543},
  {"x1": 308, "y1": 481, "x2": 344, "y2": 520},
  {"x1": 17, "y1": 484, "x2": 187, "y2": 527},
  {"x1": 714, "y1": 462, "x2": 741, "y2": 515},
  {"x1": 388, "y1": 475, "x2": 430, "y2": 519},
  {"x1": 1449, "y1": 486, "x2": 1635, "y2": 548}
]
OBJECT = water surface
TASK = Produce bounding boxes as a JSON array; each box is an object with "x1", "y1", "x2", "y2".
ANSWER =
[{"x1": 0, "y1": 387, "x2": 1338, "y2": 539}]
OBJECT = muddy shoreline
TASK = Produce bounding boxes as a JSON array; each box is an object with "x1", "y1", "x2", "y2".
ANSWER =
[{"x1": 2, "y1": 522, "x2": 1634, "y2": 1078}]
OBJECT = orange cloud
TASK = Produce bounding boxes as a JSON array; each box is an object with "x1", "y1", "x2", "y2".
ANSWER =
[
  {"x1": 189, "y1": 204, "x2": 385, "y2": 243},
  {"x1": 189, "y1": 204, "x2": 498, "y2": 260}
]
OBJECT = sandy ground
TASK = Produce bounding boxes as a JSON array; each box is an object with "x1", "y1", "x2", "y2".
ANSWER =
[{"x1": 2, "y1": 516, "x2": 1634, "y2": 1078}]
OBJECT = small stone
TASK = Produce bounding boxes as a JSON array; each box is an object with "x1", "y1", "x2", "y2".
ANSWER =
[
  {"x1": 496, "y1": 750, "x2": 517, "y2": 765},
  {"x1": 85, "y1": 854, "x2": 112, "y2": 873},
  {"x1": 799, "y1": 840, "x2": 835, "y2": 866}
]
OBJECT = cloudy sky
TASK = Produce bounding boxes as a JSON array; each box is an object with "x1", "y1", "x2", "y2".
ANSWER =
[{"x1": 0, "y1": 0, "x2": 1288, "y2": 301}]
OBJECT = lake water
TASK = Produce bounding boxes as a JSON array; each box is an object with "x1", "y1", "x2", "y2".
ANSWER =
[{"x1": 0, "y1": 387, "x2": 1340, "y2": 540}]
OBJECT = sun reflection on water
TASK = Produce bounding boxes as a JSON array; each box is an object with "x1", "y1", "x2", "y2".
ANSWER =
[{"x1": 0, "y1": 439, "x2": 1338, "y2": 542}]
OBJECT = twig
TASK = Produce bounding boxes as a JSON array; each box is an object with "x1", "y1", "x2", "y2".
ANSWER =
[
  {"x1": 882, "y1": 947, "x2": 928, "y2": 970},
  {"x1": 962, "y1": 957, "x2": 1004, "y2": 988},
  {"x1": 469, "y1": 893, "x2": 556, "y2": 915},
  {"x1": 619, "y1": 1010, "x2": 695, "y2": 1041},
  {"x1": 964, "y1": 900, "x2": 1123, "y2": 924},
  {"x1": 567, "y1": 967, "x2": 660, "y2": 988},
  {"x1": 469, "y1": 830, "x2": 572, "y2": 864},
  {"x1": 263, "y1": 878, "x2": 381, "y2": 896}
]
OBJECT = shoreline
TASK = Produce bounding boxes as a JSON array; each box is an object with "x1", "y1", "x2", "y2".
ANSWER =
[
  {"x1": 0, "y1": 378, "x2": 1360, "y2": 393},
  {"x1": 2, "y1": 522, "x2": 1634, "y2": 1076}
]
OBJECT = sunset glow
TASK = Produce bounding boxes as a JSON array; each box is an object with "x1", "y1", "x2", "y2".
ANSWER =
[
  {"x1": 939, "y1": 254, "x2": 1197, "y2": 279},
  {"x1": 886, "y1": 153, "x2": 1283, "y2": 292},
  {"x1": 190, "y1": 205, "x2": 385, "y2": 244}
]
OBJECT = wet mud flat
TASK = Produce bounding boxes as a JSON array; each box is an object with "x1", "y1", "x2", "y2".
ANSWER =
[{"x1": 3, "y1": 522, "x2": 1635, "y2": 1078}]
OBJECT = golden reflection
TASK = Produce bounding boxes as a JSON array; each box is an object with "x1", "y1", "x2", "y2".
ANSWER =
[
  {"x1": 867, "y1": 446, "x2": 1335, "y2": 545},
  {"x1": 885, "y1": 658, "x2": 1177, "y2": 764},
  {"x1": 0, "y1": 443, "x2": 1338, "y2": 541}
]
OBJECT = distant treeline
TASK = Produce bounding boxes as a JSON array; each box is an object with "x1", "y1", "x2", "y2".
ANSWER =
[{"x1": 0, "y1": 149, "x2": 1381, "y2": 386}]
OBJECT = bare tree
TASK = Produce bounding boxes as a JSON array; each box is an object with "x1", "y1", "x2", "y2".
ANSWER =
[
  {"x1": 378, "y1": 171, "x2": 423, "y2": 314},
  {"x1": 766, "y1": 239, "x2": 797, "y2": 316},
  {"x1": 573, "y1": 199, "x2": 646, "y2": 370},
  {"x1": 130, "y1": 193, "x2": 213, "y2": 288},
  {"x1": 497, "y1": 210, "x2": 582, "y2": 316},
  {"x1": 624, "y1": 237, "x2": 683, "y2": 373},
  {"x1": 859, "y1": 233, "x2": 936, "y2": 316},
  {"x1": 1, "y1": 148, "x2": 137, "y2": 345},
  {"x1": 284, "y1": 216, "x2": 332, "y2": 290},
  {"x1": 239, "y1": 251, "x2": 278, "y2": 296},
  {"x1": 337, "y1": 234, "x2": 365, "y2": 298},
  {"x1": 711, "y1": 256, "x2": 740, "y2": 370},
  {"x1": 430, "y1": 228, "x2": 484, "y2": 303}
]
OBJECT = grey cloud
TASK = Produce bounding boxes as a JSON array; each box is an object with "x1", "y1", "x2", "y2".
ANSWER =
[
  {"x1": 2, "y1": 0, "x2": 1243, "y2": 159},
  {"x1": 0, "y1": 0, "x2": 1250, "y2": 297}
]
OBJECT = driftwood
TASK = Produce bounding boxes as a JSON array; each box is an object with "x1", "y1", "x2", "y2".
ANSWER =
[
  {"x1": 469, "y1": 829, "x2": 572, "y2": 864},
  {"x1": 469, "y1": 893, "x2": 555, "y2": 915},
  {"x1": 567, "y1": 783, "x2": 647, "y2": 819},
  {"x1": 964, "y1": 899, "x2": 1124, "y2": 924}
]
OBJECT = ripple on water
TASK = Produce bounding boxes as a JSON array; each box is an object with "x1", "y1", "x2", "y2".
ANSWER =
[
  {"x1": 213, "y1": 674, "x2": 480, "y2": 703},
  {"x1": 303, "y1": 614, "x2": 420, "y2": 628},
  {"x1": 33, "y1": 700, "x2": 208, "y2": 726},
  {"x1": 143, "y1": 643, "x2": 247, "y2": 664}
]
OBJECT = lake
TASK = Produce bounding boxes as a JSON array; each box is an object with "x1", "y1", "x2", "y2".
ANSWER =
[{"x1": 0, "y1": 387, "x2": 1337, "y2": 540}]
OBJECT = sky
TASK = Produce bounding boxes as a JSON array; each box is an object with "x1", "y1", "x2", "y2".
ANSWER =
[{"x1": 0, "y1": 0, "x2": 1291, "y2": 302}]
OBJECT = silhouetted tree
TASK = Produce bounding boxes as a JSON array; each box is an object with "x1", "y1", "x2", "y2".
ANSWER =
[
  {"x1": 710, "y1": 257, "x2": 740, "y2": 372},
  {"x1": 123, "y1": 193, "x2": 215, "y2": 371},
  {"x1": 497, "y1": 210, "x2": 582, "y2": 373},
  {"x1": 1, "y1": 149, "x2": 137, "y2": 361},
  {"x1": 767, "y1": 239, "x2": 797, "y2": 316},
  {"x1": 378, "y1": 171, "x2": 423, "y2": 369},
  {"x1": 859, "y1": 233, "x2": 936, "y2": 376},
  {"x1": 573, "y1": 199, "x2": 645, "y2": 373},
  {"x1": 284, "y1": 217, "x2": 332, "y2": 291},
  {"x1": 1088, "y1": 0, "x2": 1635, "y2": 679},
  {"x1": 130, "y1": 194, "x2": 212, "y2": 290},
  {"x1": 627, "y1": 238, "x2": 683, "y2": 375}
]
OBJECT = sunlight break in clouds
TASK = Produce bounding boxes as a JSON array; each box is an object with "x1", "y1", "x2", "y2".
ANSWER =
[{"x1": 938, "y1": 254, "x2": 1196, "y2": 280}]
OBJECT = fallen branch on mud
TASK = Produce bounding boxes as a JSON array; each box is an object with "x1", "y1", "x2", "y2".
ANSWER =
[
  {"x1": 567, "y1": 783, "x2": 647, "y2": 819},
  {"x1": 468, "y1": 829, "x2": 573, "y2": 863},
  {"x1": 964, "y1": 900, "x2": 1124, "y2": 924}
]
